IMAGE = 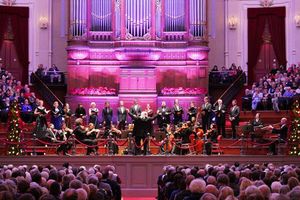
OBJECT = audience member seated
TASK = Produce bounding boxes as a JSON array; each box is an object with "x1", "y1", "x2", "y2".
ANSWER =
[
  {"x1": 0, "y1": 163, "x2": 122, "y2": 200},
  {"x1": 21, "y1": 99, "x2": 34, "y2": 123},
  {"x1": 48, "y1": 64, "x2": 62, "y2": 83},
  {"x1": 35, "y1": 64, "x2": 46, "y2": 78},
  {"x1": 157, "y1": 163, "x2": 300, "y2": 200}
]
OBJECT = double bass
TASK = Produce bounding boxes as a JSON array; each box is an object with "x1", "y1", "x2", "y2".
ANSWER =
[{"x1": 163, "y1": 124, "x2": 174, "y2": 153}]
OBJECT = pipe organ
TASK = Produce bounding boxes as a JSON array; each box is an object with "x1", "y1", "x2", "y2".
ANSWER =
[
  {"x1": 69, "y1": 0, "x2": 207, "y2": 41},
  {"x1": 67, "y1": 0, "x2": 209, "y2": 113},
  {"x1": 70, "y1": 0, "x2": 87, "y2": 39}
]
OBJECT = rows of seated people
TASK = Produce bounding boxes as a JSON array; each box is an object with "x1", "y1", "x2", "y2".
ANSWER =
[
  {"x1": 209, "y1": 63, "x2": 244, "y2": 85},
  {"x1": 0, "y1": 67, "x2": 38, "y2": 123},
  {"x1": 0, "y1": 163, "x2": 121, "y2": 200},
  {"x1": 34, "y1": 64, "x2": 64, "y2": 84},
  {"x1": 157, "y1": 163, "x2": 300, "y2": 200},
  {"x1": 242, "y1": 64, "x2": 300, "y2": 111}
]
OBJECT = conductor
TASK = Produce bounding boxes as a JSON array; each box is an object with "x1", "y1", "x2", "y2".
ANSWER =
[{"x1": 128, "y1": 110, "x2": 157, "y2": 155}]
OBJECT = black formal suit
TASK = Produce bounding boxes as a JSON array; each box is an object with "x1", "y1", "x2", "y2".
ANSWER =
[
  {"x1": 272, "y1": 124, "x2": 288, "y2": 141},
  {"x1": 117, "y1": 106, "x2": 127, "y2": 130},
  {"x1": 75, "y1": 107, "x2": 86, "y2": 118},
  {"x1": 157, "y1": 106, "x2": 171, "y2": 128},
  {"x1": 270, "y1": 124, "x2": 288, "y2": 155},
  {"x1": 187, "y1": 106, "x2": 197, "y2": 122},
  {"x1": 130, "y1": 104, "x2": 142, "y2": 116},
  {"x1": 201, "y1": 102, "x2": 212, "y2": 133},
  {"x1": 128, "y1": 112, "x2": 157, "y2": 155},
  {"x1": 173, "y1": 105, "x2": 183, "y2": 125},
  {"x1": 73, "y1": 125, "x2": 86, "y2": 142},
  {"x1": 214, "y1": 103, "x2": 226, "y2": 137},
  {"x1": 102, "y1": 107, "x2": 113, "y2": 129},
  {"x1": 229, "y1": 105, "x2": 240, "y2": 139}
]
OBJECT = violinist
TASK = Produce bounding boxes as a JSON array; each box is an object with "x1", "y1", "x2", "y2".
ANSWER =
[
  {"x1": 206, "y1": 123, "x2": 218, "y2": 143},
  {"x1": 73, "y1": 118, "x2": 89, "y2": 154},
  {"x1": 105, "y1": 124, "x2": 122, "y2": 154},
  {"x1": 201, "y1": 96, "x2": 212, "y2": 133},
  {"x1": 86, "y1": 123, "x2": 101, "y2": 155},
  {"x1": 176, "y1": 122, "x2": 193, "y2": 155},
  {"x1": 44, "y1": 123, "x2": 58, "y2": 142},
  {"x1": 56, "y1": 122, "x2": 73, "y2": 155}
]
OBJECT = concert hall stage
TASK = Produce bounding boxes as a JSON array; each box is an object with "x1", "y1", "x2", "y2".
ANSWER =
[{"x1": 1, "y1": 155, "x2": 299, "y2": 197}]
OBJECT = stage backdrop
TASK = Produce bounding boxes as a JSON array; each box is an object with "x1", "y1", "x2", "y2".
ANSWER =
[
  {"x1": 0, "y1": 6, "x2": 29, "y2": 83},
  {"x1": 248, "y1": 7, "x2": 286, "y2": 83}
]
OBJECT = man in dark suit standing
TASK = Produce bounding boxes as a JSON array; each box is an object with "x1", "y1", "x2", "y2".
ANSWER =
[
  {"x1": 173, "y1": 99, "x2": 183, "y2": 126},
  {"x1": 157, "y1": 101, "x2": 171, "y2": 129},
  {"x1": 201, "y1": 96, "x2": 212, "y2": 133},
  {"x1": 214, "y1": 99, "x2": 226, "y2": 137},
  {"x1": 128, "y1": 110, "x2": 157, "y2": 155},
  {"x1": 229, "y1": 99, "x2": 240, "y2": 139},
  {"x1": 102, "y1": 101, "x2": 113, "y2": 129},
  {"x1": 129, "y1": 99, "x2": 142, "y2": 117},
  {"x1": 117, "y1": 100, "x2": 127, "y2": 130}
]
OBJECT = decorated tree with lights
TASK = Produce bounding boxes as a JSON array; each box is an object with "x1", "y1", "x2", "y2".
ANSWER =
[
  {"x1": 289, "y1": 100, "x2": 300, "y2": 155},
  {"x1": 7, "y1": 100, "x2": 22, "y2": 155}
]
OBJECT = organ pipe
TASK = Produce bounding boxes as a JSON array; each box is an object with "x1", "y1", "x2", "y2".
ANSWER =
[
  {"x1": 189, "y1": 0, "x2": 206, "y2": 38},
  {"x1": 70, "y1": 0, "x2": 87, "y2": 38},
  {"x1": 125, "y1": 0, "x2": 151, "y2": 38},
  {"x1": 91, "y1": 0, "x2": 112, "y2": 32}
]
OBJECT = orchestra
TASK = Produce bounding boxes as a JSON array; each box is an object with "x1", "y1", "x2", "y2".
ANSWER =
[{"x1": 30, "y1": 97, "x2": 288, "y2": 156}]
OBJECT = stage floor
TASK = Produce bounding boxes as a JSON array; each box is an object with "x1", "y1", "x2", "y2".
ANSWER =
[{"x1": 1, "y1": 155, "x2": 299, "y2": 197}]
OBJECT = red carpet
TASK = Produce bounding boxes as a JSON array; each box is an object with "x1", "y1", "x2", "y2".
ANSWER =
[{"x1": 123, "y1": 198, "x2": 155, "y2": 200}]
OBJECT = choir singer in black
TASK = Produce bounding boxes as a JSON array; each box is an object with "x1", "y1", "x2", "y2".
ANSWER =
[{"x1": 229, "y1": 99, "x2": 240, "y2": 139}]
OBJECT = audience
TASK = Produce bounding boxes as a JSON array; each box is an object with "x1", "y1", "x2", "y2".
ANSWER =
[
  {"x1": 157, "y1": 163, "x2": 300, "y2": 200},
  {"x1": 243, "y1": 64, "x2": 300, "y2": 111},
  {"x1": 209, "y1": 63, "x2": 244, "y2": 85},
  {"x1": 0, "y1": 68, "x2": 37, "y2": 123},
  {"x1": 0, "y1": 163, "x2": 121, "y2": 200}
]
